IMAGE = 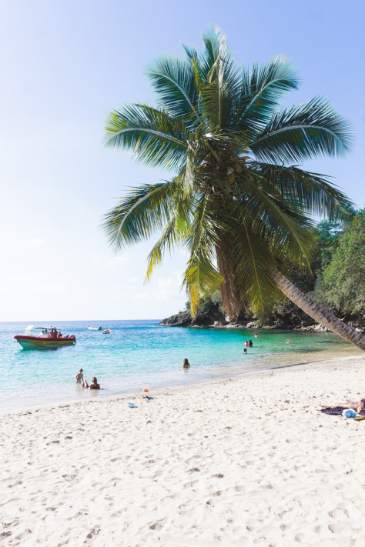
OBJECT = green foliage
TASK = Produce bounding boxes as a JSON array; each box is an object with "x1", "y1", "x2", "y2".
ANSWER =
[
  {"x1": 183, "y1": 290, "x2": 222, "y2": 315},
  {"x1": 197, "y1": 289, "x2": 222, "y2": 313},
  {"x1": 103, "y1": 27, "x2": 352, "y2": 318},
  {"x1": 321, "y1": 212, "x2": 365, "y2": 314},
  {"x1": 316, "y1": 203, "x2": 356, "y2": 267}
]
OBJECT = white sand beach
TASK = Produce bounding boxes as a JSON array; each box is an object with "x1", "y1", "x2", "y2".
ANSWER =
[{"x1": 1, "y1": 356, "x2": 365, "y2": 546}]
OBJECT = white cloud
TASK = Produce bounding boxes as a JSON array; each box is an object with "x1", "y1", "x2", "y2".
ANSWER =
[
  {"x1": 133, "y1": 273, "x2": 183, "y2": 302},
  {"x1": 128, "y1": 276, "x2": 139, "y2": 282},
  {"x1": 31, "y1": 238, "x2": 45, "y2": 245},
  {"x1": 106, "y1": 256, "x2": 129, "y2": 267}
]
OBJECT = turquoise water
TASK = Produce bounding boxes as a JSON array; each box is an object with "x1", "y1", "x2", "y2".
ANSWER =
[{"x1": 0, "y1": 320, "x2": 360, "y2": 412}]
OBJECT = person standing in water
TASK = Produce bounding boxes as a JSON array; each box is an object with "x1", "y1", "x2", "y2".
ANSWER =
[
  {"x1": 76, "y1": 369, "x2": 83, "y2": 383},
  {"x1": 183, "y1": 358, "x2": 190, "y2": 369}
]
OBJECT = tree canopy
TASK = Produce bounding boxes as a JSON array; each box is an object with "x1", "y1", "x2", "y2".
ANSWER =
[
  {"x1": 103, "y1": 27, "x2": 352, "y2": 319},
  {"x1": 321, "y1": 212, "x2": 365, "y2": 314}
]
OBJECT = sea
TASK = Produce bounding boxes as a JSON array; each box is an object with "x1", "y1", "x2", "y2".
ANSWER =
[{"x1": 0, "y1": 320, "x2": 361, "y2": 413}]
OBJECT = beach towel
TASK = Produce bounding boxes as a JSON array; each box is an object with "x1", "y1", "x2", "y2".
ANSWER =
[{"x1": 320, "y1": 407, "x2": 365, "y2": 417}]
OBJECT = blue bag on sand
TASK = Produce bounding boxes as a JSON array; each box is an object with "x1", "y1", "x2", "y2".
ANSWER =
[
  {"x1": 128, "y1": 402, "x2": 136, "y2": 408},
  {"x1": 342, "y1": 409, "x2": 356, "y2": 419}
]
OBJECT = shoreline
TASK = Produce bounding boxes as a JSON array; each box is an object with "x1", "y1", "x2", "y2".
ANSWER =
[
  {"x1": 1, "y1": 354, "x2": 361, "y2": 418},
  {"x1": 2, "y1": 355, "x2": 365, "y2": 545}
]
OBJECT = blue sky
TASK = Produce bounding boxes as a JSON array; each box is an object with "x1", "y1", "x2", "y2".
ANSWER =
[{"x1": 0, "y1": 0, "x2": 364, "y2": 321}]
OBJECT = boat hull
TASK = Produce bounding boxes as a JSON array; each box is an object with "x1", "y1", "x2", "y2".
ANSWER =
[{"x1": 14, "y1": 336, "x2": 76, "y2": 350}]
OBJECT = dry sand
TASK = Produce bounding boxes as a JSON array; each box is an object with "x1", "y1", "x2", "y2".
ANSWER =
[{"x1": 1, "y1": 356, "x2": 365, "y2": 546}]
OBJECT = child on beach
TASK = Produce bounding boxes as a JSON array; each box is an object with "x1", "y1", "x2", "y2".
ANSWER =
[{"x1": 76, "y1": 369, "x2": 83, "y2": 383}]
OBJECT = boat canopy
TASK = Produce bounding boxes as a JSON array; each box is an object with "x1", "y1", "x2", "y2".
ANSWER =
[{"x1": 24, "y1": 325, "x2": 56, "y2": 334}]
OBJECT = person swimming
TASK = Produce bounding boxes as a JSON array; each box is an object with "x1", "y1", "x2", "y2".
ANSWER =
[
  {"x1": 248, "y1": 340, "x2": 253, "y2": 347},
  {"x1": 76, "y1": 369, "x2": 83, "y2": 383},
  {"x1": 183, "y1": 358, "x2": 190, "y2": 369},
  {"x1": 243, "y1": 348, "x2": 247, "y2": 354}
]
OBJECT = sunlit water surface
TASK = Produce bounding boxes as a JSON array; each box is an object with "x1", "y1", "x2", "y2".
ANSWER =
[{"x1": 0, "y1": 320, "x2": 361, "y2": 412}]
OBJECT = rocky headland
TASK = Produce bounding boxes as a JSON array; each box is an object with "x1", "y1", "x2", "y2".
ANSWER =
[{"x1": 159, "y1": 309, "x2": 365, "y2": 333}]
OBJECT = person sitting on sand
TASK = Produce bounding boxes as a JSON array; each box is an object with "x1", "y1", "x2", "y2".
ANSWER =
[
  {"x1": 183, "y1": 358, "x2": 190, "y2": 369},
  {"x1": 76, "y1": 369, "x2": 84, "y2": 383},
  {"x1": 89, "y1": 377, "x2": 100, "y2": 390}
]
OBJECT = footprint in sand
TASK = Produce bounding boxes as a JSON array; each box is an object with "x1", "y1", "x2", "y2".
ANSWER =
[{"x1": 149, "y1": 519, "x2": 165, "y2": 530}]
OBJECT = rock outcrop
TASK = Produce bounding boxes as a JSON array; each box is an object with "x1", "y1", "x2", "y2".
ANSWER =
[
  {"x1": 159, "y1": 310, "x2": 365, "y2": 333},
  {"x1": 159, "y1": 305, "x2": 365, "y2": 333}
]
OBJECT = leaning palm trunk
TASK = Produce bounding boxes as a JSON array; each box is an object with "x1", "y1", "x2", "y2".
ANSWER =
[{"x1": 271, "y1": 268, "x2": 365, "y2": 351}]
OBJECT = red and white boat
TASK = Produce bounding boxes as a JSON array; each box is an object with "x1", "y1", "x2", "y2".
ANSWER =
[{"x1": 14, "y1": 326, "x2": 76, "y2": 350}]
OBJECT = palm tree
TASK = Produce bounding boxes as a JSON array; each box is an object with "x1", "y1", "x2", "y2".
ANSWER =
[{"x1": 103, "y1": 27, "x2": 365, "y2": 351}]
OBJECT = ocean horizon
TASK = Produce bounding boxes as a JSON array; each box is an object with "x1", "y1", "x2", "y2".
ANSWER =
[{"x1": 1, "y1": 319, "x2": 361, "y2": 413}]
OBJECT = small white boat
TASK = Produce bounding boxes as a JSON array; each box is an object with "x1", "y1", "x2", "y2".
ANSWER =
[{"x1": 88, "y1": 326, "x2": 102, "y2": 331}]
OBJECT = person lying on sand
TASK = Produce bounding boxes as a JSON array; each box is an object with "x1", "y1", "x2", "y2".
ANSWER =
[
  {"x1": 183, "y1": 358, "x2": 190, "y2": 369},
  {"x1": 325, "y1": 398, "x2": 365, "y2": 412},
  {"x1": 76, "y1": 369, "x2": 83, "y2": 383}
]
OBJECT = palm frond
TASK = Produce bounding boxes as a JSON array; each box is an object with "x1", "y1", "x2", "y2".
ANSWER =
[
  {"x1": 247, "y1": 161, "x2": 352, "y2": 217},
  {"x1": 105, "y1": 104, "x2": 188, "y2": 171},
  {"x1": 236, "y1": 55, "x2": 299, "y2": 133},
  {"x1": 146, "y1": 57, "x2": 198, "y2": 120},
  {"x1": 234, "y1": 175, "x2": 314, "y2": 269},
  {"x1": 103, "y1": 180, "x2": 179, "y2": 250},
  {"x1": 145, "y1": 192, "x2": 194, "y2": 281},
  {"x1": 183, "y1": 250, "x2": 222, "y2": 314},
  {"x1": 232, "y1": 220, "x2": 282, "y2": 315},
  {"x1": 249, "y1": 97, "x2": 353, "y2": 163}
]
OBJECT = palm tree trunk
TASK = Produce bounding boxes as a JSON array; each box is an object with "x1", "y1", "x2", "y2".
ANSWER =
[
  {"x1": 216, "y1": 239, "x2": 245, "y2": 321},
  {"x1": 271, "y1": 267, "x2": 365, "y2": 351}
]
